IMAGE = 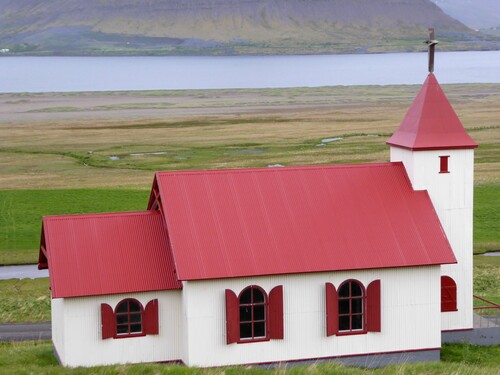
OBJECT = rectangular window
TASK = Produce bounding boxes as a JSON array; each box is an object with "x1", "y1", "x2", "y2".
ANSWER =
[{"x1": 440, "y1": 156, "x2": 450, "y2": 174}]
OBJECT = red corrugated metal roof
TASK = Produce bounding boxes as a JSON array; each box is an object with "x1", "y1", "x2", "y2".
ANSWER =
[
  {"x1": 40, "y1": 211, "x2": 181, "y2": 298},
  {"x1": 386, "y1": 73, "x2": 478, "y2": 150},
  {"x1": 154, "y1": 162, "x2": 456, "y2": 281}
]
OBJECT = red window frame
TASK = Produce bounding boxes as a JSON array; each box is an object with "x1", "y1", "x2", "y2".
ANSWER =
[
  {"x1": 114, "y1": 298, "x2": 145, "y2": 338},
  {"x1": 238, "y1": 285, "x2": 269, "y2": 343},
  {"x1": 337, "y1": 279, "x2": 367, "y2": 335}
]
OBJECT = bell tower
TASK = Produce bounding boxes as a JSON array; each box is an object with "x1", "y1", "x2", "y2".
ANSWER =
[{"x1": 387, "y1": 29, "x2": 478, "y2": 331}]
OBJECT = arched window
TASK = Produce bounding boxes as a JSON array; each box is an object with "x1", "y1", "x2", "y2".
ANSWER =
[
  {"x1": 441, "y1": 276, "x2": 457, "y2": 312},
  {"x1": 338, "y1": 280, "x2": 365, "y2": 333},
  {"x1": 225, "y1": 285, "x2": 284, "y2": 344},
  {"x1": 101, "y1": 299, "x2": 159, "y2": 339},
  {"x1": 326, "y1": 280, "x2": 380, "y2": 336},
  {"x1": 239, "y1": 286, "x2": 268, "y2": 341},
  {"x1": 115, "y1": 299, "x2": 143, "y2": 336}
]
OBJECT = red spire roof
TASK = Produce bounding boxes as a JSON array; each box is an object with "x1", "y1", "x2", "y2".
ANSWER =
[{"x1": 387, "y1": 73, "x2": 478, "y2": 150}]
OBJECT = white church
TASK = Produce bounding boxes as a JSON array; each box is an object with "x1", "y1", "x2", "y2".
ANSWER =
[{"x1": 38, "y1": 51, "x2": 478, "y2": 367}]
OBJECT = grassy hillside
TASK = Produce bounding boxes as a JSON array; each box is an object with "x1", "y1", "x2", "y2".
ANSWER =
[{"x1": 0, "y1": 0, "x2": 497, "y2": 55}]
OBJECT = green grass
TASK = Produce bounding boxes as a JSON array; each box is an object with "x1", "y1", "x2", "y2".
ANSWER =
[
  {"x1": 0, "y1": 341, "x2": 498, "y2": 374},
  {"x1": 0, "y1": 278, "x2": 51, "y2": 323},
  {"x1": 0, "y1": 189, "x2": 149, "y2": 264},
  {"x1": 474, "y1": 255, "x2": 500, "y2": 305},
  {"x1": 474, "y1": 184, "x2": 500, "y2": 253}
]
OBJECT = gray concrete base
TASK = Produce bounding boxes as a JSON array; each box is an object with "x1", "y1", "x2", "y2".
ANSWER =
[{"x1": 442, "y1": 327, "x2": 500, "y2": 346}]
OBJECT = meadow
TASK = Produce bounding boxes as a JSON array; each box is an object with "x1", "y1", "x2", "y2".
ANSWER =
[
  {"x1": 0, "y1": 83, "x2": 499, "y2": 373},
  {"x1": 1, "y1": 84, "x2": 499, "y2": 264}
]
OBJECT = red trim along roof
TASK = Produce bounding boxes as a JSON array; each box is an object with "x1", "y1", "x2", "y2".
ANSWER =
[
  {"x1": 154, "y1": 163, "x2": 456, "y2": 281},
  {"x1": 40, "y1": 211, "x2": 181, "y2": 298},
  {"x1": 387, "y1": 73, "x2": 478, "y2": 150}
]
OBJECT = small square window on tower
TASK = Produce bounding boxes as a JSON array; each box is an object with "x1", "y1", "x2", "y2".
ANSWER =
[{"x1": 439, "y1": 156, "x2": 450, "y2": 174}]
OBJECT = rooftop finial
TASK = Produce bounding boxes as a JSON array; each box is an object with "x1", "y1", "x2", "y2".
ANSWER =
[{"x1": 425, "y1": 28, "x2": 438, "y2": 74}]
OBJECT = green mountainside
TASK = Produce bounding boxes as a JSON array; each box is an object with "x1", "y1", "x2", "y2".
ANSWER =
[{"x1": 0, "y1": 0, "x2": 498, "y2": 55}]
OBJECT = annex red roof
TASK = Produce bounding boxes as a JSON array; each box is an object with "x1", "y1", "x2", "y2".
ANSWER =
[
  {"x1": 387, "y1": 73, "x2": 478, "y2": 150},
  {"x1": 153, "y1": 162, "x2": 456, "y2": 281},
  {"x1": 39, "y1": 211, "x2": 181, "y2": 298}
]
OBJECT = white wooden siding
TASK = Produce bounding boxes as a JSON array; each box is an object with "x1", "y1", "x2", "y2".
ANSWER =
[
  {"x1": 58, "y1": 290, "x2": 183, "y2": 367},
  {"x1": 182, "y1": 266, "x2": 441, "y2": 367},
  {"x1": 390, "y1": 147, "x2": 474, "y2": 330}
]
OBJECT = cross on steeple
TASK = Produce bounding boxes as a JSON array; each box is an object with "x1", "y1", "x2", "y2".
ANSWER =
[{"x1": 425, "y1": 28, "x2": 438, "y2": 74}]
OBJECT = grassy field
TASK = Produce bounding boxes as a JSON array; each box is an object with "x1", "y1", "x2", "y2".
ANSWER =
[
  {"x1": 0, "y1": 341, "x2": 499, "y2": 374},
  {"x1": 1, "y1": 84, "x2": 499, "y2": 265}
]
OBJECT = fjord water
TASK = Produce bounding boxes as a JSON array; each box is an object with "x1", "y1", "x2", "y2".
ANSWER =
[{"x1": 1, "y1": 51, "x2": 499, "y2": 93}]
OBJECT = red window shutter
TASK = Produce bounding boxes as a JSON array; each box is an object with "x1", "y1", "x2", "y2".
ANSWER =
[
  {"x1": 225, "y1": 289, "x2": 239, "y2": 344},
  {"x1": 269, "y1": 285, "x2": 284, "y2": 340},
  {"x1": 367, "y1": 279, "x2": 381, "y2": 332},
  {"x1": 144, "y1": 299, "x2": 159, "y2": 335},
  {"x1": 441, "y1": 276, "x2": 457, "y2": 312},
  {"x1": 325, "y1": 282, "x2": 338, "y2": 336},
  {"x1": 440, "y1": 155, "x2": 450, "y2": 173},
  {"x1": 101, "y1": 303, "x2": 115, "y2": 339}
]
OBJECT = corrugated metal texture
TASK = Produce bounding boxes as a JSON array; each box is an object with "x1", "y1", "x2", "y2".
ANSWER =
[
  {"x1": 155, "y1": 163, "x2": 456, "y2": 281},
  {"x1": 386, "y1": 73, "x2": 478, "y2": 151},
  {"x1": 60, "y1": 291, "x2": 183, "y2": 367},
  {"x1": 51, "y1": 299, "x2": 66, "y2": 365},
  {"x1": 182, "y1": 267, "x2": 441, "y2": 367},
  {"x1": 42, "y1": 211, "x2": 182, "y2": 298}
]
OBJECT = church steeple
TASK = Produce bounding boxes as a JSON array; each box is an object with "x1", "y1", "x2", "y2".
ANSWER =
[
  {"x1": 387, "y1": 28, "x2": 477, "y2": 151},
  {"x1": 386, "y1": 73, "x2": 478, "y2": 150}
]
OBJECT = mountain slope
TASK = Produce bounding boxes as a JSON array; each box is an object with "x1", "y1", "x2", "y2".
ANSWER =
[
  {"x1": 431, "y1": 0, "x2": 500, "y2": 29},
  {"x1": 0, "y1": 0, "x2": 497, "y2": 55}
]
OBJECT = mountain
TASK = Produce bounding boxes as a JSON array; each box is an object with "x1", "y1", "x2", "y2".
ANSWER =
[
  {"x1": 430, "y1": 0, "x2": 500, "y2": 29},
  {"x1": 0, "y1": 0, "x2": 497, "y2": 55}
]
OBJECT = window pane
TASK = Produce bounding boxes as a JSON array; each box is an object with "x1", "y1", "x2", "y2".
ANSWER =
[
  {"x1": 352, "y1": 298, "x2": 363, "y2": 314},
  {"x1": 240, "y1": 323, "x2": 252, "y2": 339},
  {"x1": 352, "y1": 314, "x2": 363, "y2": 330},
  {"x1": 339, "y1": 316, "x2": 350, "y2": 331},
  {"x1": 130, "y1": 324, "x2": 142, "y2": 333},
  {"x1": 116, "y1": 302, "x2": 128, "y2": 313},
  {"x1": 116, "y1": 314, "x2": 128, "y2": 324},
  {"x1": 253, "y1": 288, "x2": 265, "y2": 303},
  {"x1": 129, "y1": 301, "x2": 141, "y2": 312},
  {"x1": 117, "y1": 325, "x2": 129, "y2": 334},
  {"x1": 129, "y1": 313, "x2": 142, "y2": 323},
  {"x1": 254, "y1": 322, "x2": 266, "y2": 338},
  {"x1": 339, "y1": 299, "x2": 350, "y2": 314},
  {"x1": 240, "y1": 306, "x2": 252, "y2": 322},
  {"x1": 254, "y1": 305, "x2": 265, "y2": 321},
  {"x1": 351, "y1": 282, "x2": 362, "y2": 297},
  {"x1": 240, "y1": 289, "x2": 251, "y2": 304},
  {"x1": 339, "y1": 284, "x2": 350, "y2": 298}
]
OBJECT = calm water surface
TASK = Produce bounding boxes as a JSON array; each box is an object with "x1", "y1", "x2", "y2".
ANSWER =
[{"x1": 0, "y1": 51, "x2": 499, "y2": 93}]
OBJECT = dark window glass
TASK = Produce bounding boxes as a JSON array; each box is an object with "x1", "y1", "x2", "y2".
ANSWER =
[
  {"x1": 254, "y1": 305, "x2": 265, "y2": 321},
  {"x1": 240, "y1": 306, "x2": 251, "y2": 322},
  {"x1": 240, "y1": 323, "x2": 252, "y2": 339},
  {"x1": 254, "y1": 322, "x2": 266, "y2": 337},
  {"x1": 339, "y1": 299, "x2": 350, "y2": 314},
  {"x1": 351, "y1": 283, "x2": 362, "y2": 296},
  {"x1": 240, "y1": 289, "x2": 251, "y2": 304},
  {"x1": 339, "y1": 284, "x2": 350, "y2": 297},
  {"x1": 352, "y1": 314, "x2": 363, "y2": 330},
  {"x1": 115, "y1": 299, "x2": 143, "y2": 336},
  {"x1": 339, "y1": 316, "x2": 350, "y2": 331},
  {"x1": 238, "y1": 286, "x2": 268, "y2": 341},
  {"x1": 352, "y1": 298, "x2": 363, "y2": 314},
  {"x1": 338, "y1": 281, "x2": 365, "y2": 333}
]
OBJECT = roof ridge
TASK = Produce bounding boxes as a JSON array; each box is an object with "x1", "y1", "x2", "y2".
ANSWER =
[{"x1": 43, "y1": 210, "x2": 158, "y2": 221}]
